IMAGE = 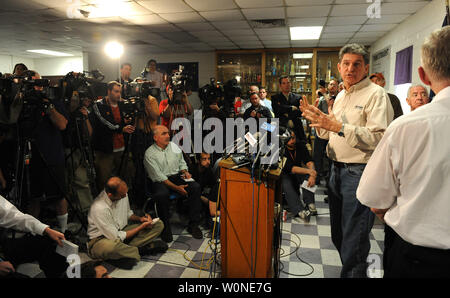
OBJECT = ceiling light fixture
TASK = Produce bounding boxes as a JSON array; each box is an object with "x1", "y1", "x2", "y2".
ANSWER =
[
  {"x1": 26, "y1": 49, "x2": 74, "y2": 57},
  {"x1": 104, "y1": 41, "x2": 124, "y2": 59},
  {"x1": 290, "y1": 26, "x2": 323, "y2": 40}
]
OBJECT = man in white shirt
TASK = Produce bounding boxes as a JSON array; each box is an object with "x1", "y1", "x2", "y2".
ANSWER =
[
  {"x1": 87, "y1": 177, "x2": 166, "y2": 269},
  {"x1": 357, "y1": 26, "x2": 450, "y2": 278},
  {"x1": 0, "y1": 195, "x2": 68, "y2": 278},
  {"x1": 258, "y1": 87, "x2": 274, "y2": 117},
  {"x1": 300, "y1": 44, "x2": 393, "y2": 278}
]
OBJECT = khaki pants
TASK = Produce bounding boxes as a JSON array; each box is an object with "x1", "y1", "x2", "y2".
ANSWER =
[
  {"x1": 94, "y1": 150, "x2": 134, "y2": 194},
  {"x1": 87, "y1": 220, "x2": 164, "y2": 262}
]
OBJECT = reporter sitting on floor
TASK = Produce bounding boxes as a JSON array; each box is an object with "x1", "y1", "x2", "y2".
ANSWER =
[
  {"x1": 282, "y1": 128, "x2": 317, "y2": 223},
  {"x1": 0, "y1": 195, "x2": 68, "y2": 278},
  {"x1": 144, "y1": 125, "x2": 203, "y2": 243},
  {"x1": 87, "y1": 177, "x2": 167, "y2": 269}
]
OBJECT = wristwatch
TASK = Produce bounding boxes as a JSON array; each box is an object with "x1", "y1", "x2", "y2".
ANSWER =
[{"x1": 338, "y1": 123, "x2": 345, "y2": 137}]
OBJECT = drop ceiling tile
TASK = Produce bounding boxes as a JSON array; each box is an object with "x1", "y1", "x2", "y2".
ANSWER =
[
  {"x1": 381, "y1": 2, "x2": 428, "y2": 15},
  {"x1": 327, "y1": 16, "x2": 367, "y2": 25},
  {"x1": 366, "y1": 14, "x2": 410, "y2": 24},
  {"x1": 288, "y1": 17, "x2": 327, "y2": 26},
  {"x1": 242, "y1": 8, "x2": 285, "y2": 20},
  {"x1": 31, "y1": 0, "x2": 73, "y2": 8},
  {"x1": 255, "y1": 27, "x2": 289, "y2": 36},
  {"x1": 199, "y1": 10, "x2": 244, "y2": 21},
  {"x1": 157, "y1": 31, "x2": 200, "y2": 43},
  {"x1": 190, "y1": 30, "x2": 225, "y2": 38},
  {"x1": 144, "y1": 23, "x2": 182, "y2": 32},
  {"x1": 353, "y1": 31, "x2": 385, "y2": 38},
  {"x1": 121, "y1": 14, "x2": 168, "y2": 25},
  {"x1": 159, "y1": 12, "x2": 204, "y2": 23},
  {"x1": 137, "y1": 0, "x2": 194, "y2": 14},
  {"x1": 8, "y1": 0, "x2": 48, "y2": 11},
  {"x1": 334, "y1": 0, "x2": 368, "y2": 3},
  {"x1": 197, "y1": 36, "x2": 231, "y2": 42},
  {"x1": 360, "y1": 23, "x2": 397, "y2": 32},
  {"x1": 212, "y1": 21, "x2": 251, "y2": 30},
  {"x1": 321, "y1": 32, "x2": 354, "y2": 39},
  {"x1": 235, "y1": 0, "x2": 284, "y2": 9},
  {"x1": 287, "y1": 6, "x2": 331, "y2": 18},
  {"x1": 262, "y1": 40, "x2": 290, "y2": 46},
  {"x1": 259, "y1": 34, "x2": 290, "y2": 41},
  {"x1": 319, "y1": 37, "x2": 349, "y2": 43},
  {"x1": 318, "y1": 41, "x2": 346, "y2": 47},
  {"x1": 221, "y1": 29, "x2": 256, "y2": 36},
  {"x1": 331, "y1": 4, "x2": 371, "y2": 16},
  {"x1": 286, "y1": 0, "x2": 333, "y2": 5},
  {"x1": 179, "y1": 22, "x2": 215, "y2": 31},
  {"x1": 323, "y1": 25, "x2": 361, "y2": 33},
  {"x1": 236, "y1": 41, "x2": 263, "y2": 47},
  {"x1": 208, "y1": 41, "x2": 235, "y2": 47},
  {"x1": 184, "y1": 0, "x2": 238, "y2": 11},
  {"x1": 228, "y1": 35, "x2": 260, "y2": 41}
]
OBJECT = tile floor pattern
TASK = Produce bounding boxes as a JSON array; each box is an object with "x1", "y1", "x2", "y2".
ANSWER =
[{"x1": 16, "y1": 184, "x2": 385, "y2": 278}]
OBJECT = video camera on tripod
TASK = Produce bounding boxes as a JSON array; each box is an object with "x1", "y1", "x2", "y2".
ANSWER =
[{"x1": 168, "y1": 65, "x2": 193, "y2": 105}]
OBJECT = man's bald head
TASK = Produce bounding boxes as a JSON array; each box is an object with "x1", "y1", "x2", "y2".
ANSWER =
[{"x1": 105, "y1": 177, "x2": 128, "y2": 201}]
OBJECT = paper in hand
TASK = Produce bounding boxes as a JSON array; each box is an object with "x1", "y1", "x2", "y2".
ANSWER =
[
  {"x1": 301, "y1": 180, "x2": 317, "y2": 194},
  {"x1": 56, "y1": 239, "x2": 79, "y2": 258}
]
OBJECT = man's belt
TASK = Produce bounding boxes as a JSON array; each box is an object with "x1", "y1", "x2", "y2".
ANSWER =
[{"x1": 332, "y1": 161, "x2": 366, "y2": 168}]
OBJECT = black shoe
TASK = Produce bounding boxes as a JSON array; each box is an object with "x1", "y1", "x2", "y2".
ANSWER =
[
  {"x1": 324, "y1": 196, "x2": 329, "y2": 204},
  {"x1": 139, "y1": 240, "x2": 168, "y2": 256},
  {"x1": 187, "y1": 224, "x2": 203, "y2": 239},
  {"x1": 161, "y1": 225, "x2": 173, "y2": 243},
  {"x1": 107, "y1": 258, "x2": 137, "y2": 270}
]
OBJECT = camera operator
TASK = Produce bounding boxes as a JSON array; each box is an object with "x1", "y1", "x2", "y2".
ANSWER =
[
  {"x1": 23, "y1": 70, "x2": 70, "y2": 234},
  {"x1": 142, "y1": 59, "x2": 164, "y2": 102},
  {"x1": 90, "y1": 81, "x2": 135, "y2": 196},
  {"x1": 159, "y1": 84, "x2": 193, "y2": 134},
  {"x1": 13, "y1": 63, "x2": 28, "y2": 77},
  {"x1": 243, "y1": 92, "x2": 272, "y2": 120},
  {"x1": 117, "y1": 63, "x2": 133, "y2": 99}
]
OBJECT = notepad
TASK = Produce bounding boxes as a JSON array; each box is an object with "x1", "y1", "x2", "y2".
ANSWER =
[{"x1": 56, "y1": 240, "x2": 79, "y2": 258}]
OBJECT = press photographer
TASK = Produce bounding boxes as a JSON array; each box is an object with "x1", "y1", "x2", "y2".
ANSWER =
[
  {"x1": 90, "y1": 81, "x2": 135, "y2": 196},
  {"x1": 199, "y1": 78, "x2": 226, "y2": 120},
  {"x1": 159, "y1": 67, "x2": 193, "y2": 134},
  {"x1": 13, "y1": 70, "x2": 70, "y2": 234}
]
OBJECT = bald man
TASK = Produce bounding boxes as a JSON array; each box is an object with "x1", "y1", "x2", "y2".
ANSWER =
[
  {"x1": 87, "y1": 176, "x2": 166, "y2": 269},
  {"x1": 144, "y1": 125, "x2": 203, "y2": 242}
]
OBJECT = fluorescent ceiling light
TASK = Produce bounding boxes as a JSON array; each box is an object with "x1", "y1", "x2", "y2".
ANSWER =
[
  {"x1": 290, "y1": 26, "x2": 322, "y2": 40},
  {"x1": 300, "y1": 65, "x2": 310, "y2": 69},
  {"x1": 293, "y1": 53, "x2": 313, "y2": 59},
  {"x1": 27, "y1": 49, "x2": 74, "y2": 57}
]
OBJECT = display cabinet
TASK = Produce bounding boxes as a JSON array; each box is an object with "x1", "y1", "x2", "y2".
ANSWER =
[
  {"x1": 216, "y1": 51, "x2": 263, "y2": 96},
  {"x1": 216, "y1": 48, "x2": 340, "y2": 104}
]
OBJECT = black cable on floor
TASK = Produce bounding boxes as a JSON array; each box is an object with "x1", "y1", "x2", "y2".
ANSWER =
[{"x1": 279, "y1": 229, "x2": 315, "y2": 277}]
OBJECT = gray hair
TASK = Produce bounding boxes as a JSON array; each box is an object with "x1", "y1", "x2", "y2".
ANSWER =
[
  {"x1": 407, "y1": 84, "x2": 429, "y2": 98},
  {"x1": 339, "y1": 43, "x2": 370, "y2": 65},
  {"x1": 421, "y1": 26, "x2": 450, "y2": 80}
]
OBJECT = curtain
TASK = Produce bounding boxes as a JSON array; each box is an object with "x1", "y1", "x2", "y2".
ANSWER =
[{"x1": 394, "y1": 46, "x2": 413, "y2": 85}]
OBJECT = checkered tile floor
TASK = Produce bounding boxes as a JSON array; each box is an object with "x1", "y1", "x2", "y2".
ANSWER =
[{"x1": 16, "y1": 183, "x2": 385, "y2": 278}]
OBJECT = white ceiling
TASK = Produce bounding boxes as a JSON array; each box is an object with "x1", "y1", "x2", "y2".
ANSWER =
[{"x1": 0, "y1": 0, "x2": 431, "y2": 58}]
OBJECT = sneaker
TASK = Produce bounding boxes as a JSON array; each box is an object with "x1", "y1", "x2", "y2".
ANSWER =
[
  {"x1": 308, "y1": 203, "x2": 318, "y2": 216},
  {"x1": 107, "y1": 258, "x2": 137, "y2": 270},
  {"x1": 297, "y1": 210, "x2": 311, "y2": 223},
  {"x1": 187, "y1": 224, "x2": 203, "y2": 239}
]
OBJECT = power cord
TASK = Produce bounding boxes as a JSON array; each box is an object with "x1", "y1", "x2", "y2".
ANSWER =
[{"x1": 279, "y1": 229, "x2": 315, "y2": 277}]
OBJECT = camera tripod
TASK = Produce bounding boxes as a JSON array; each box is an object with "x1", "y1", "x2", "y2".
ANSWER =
[{"x1": 12, "y1": 120, "x2": 88, "y2": 233}]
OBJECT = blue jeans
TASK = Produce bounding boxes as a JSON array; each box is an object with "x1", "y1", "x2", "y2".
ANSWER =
[{"x1": 328, "y1": 163, "x2": 375, "y2": 278}]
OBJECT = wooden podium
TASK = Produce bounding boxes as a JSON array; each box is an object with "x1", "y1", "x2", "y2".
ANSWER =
[{"x1": 219, "y1": 157, "x2": 283, "y2": 278}]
